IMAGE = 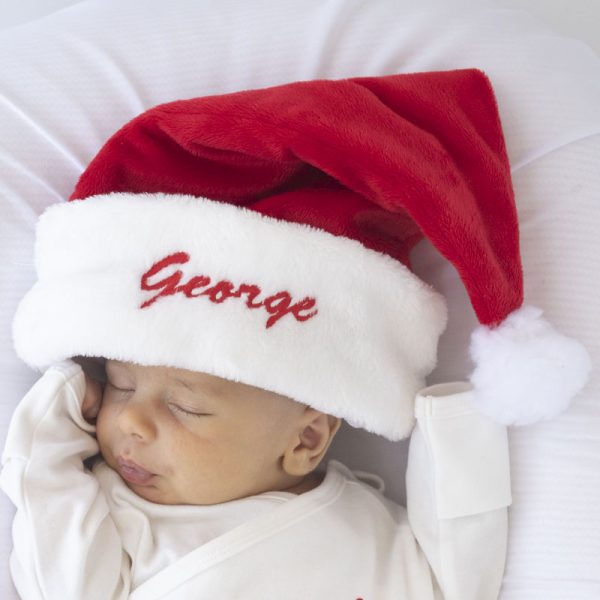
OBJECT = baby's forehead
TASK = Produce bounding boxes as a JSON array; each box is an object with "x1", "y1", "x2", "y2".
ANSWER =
[
  {"x1": 103, "y1": 358, "x2": 303, "y2": 410},
  {"x1": 107, "y1": 358, "x2": 226, "y2": 384},
  {"x1": 105, "y1": 358, "x2": 268, "y2": 395}
]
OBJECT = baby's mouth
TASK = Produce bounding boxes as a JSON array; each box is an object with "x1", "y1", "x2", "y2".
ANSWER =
[{"x1": 116, "y1": 456, "x2": 155, "y2": 486}]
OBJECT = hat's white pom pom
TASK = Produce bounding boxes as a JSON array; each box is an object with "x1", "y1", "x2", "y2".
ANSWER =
[{"x1": 468, "y1": 304, "x2": 592, "y2": 426}]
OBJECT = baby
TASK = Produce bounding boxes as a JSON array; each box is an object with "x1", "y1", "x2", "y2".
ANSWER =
[
  {"x1": 1, "y1": 354, "x2": 510, "y2": 600},
  {"x1": 2, "y1": 70, "x2": 588, "y2": 599},
  {"x1": 83, "y1": 357, "x2": 340, "y2": 504}
]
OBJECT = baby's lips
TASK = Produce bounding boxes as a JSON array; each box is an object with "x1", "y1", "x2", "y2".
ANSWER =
[{"x1": 117, "y1": 456, "x2": 155, "y2": 486}]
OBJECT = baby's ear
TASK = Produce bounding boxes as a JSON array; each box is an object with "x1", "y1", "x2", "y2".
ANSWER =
[{"x1": 282, "y1": 409, "x2": 341, "y2": 477}]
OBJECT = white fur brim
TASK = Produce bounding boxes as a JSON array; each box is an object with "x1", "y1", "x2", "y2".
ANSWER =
[
  {"x1": 468, "y1": 304, "x2": 592, "y2": 425},
  {"x1": 12, "y1": 192, "x2": 448, "y2": 440}
]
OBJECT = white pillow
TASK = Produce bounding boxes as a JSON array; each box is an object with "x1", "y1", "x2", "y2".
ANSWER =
[{"x1": 1, "y1": 1, "x2": 599, "y2": 598}]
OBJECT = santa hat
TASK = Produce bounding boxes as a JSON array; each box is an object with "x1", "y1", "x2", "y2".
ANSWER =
[{"x1": 12, "y1": 69, "x2": 591, "y2": 440}]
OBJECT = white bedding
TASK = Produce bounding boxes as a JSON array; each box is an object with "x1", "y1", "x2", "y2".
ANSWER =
[{"x1": 1, "y1": 0, "x2": 599, "y2": 598}]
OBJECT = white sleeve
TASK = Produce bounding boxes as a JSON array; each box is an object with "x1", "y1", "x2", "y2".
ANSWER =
[
  {"x1": 405, "y1": 382, "x2": 512, "y2": 600},
  {"x1": 0, "y1": 360, "x2": 131, "y2": 600}
]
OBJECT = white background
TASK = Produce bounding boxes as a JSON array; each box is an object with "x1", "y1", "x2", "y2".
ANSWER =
[
  {"x1": 1, "y1": 1, "x2": 599, "y2": 599},
  {"x1": 494, "y1": 0, "x2": 600, "y2": 55},
  {"x1": 0, "y1": 0, "x2": 599, "y2": 56}
]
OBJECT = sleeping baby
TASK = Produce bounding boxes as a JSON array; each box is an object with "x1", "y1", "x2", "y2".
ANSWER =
[
  {"x1": 1, "y1": 355, "x2": 510, "y2": 599},
  {"x1": 2, "y1": 70, "x2": 589, "y2": 599}
]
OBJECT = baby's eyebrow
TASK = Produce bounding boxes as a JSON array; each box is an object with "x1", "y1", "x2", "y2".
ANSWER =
[
  {"x1": 171, "y1": 375, "x2": 224, "y2": 399},
  {"x1": 172, "y1": 377, "x2": 196, "y2": 392},
  {"x1": 106, "y1": 361, "x2": 220, "y2": 397},
  {"x1": 105, "y1": 361, "x2": 127, "y2": 374}
]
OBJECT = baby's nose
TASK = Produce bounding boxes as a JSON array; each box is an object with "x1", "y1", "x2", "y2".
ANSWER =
[{"x1": 117, "y1": 402, "x2": 157, "y2": 441}]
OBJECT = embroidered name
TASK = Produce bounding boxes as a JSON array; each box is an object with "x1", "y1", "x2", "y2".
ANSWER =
[{"x1": 140, "y1": 252, "x2": 319, "y2": 329}]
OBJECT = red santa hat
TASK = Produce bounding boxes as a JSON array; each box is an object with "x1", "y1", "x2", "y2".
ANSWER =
[{"x1": 12, "y1": 69, "x2": 591, "y2": 440}]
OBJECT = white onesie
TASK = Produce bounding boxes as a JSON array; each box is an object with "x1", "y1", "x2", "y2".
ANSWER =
[{"x1": 1, "y1": 359, "x2": 511, "y2": 599}]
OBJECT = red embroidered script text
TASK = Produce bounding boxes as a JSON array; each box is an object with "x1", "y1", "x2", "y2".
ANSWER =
[{"x1": 140, "y1": 252, "x2": 319, "y2": 329}]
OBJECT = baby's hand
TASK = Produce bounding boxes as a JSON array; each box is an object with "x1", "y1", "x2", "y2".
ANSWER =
[{"x1": 82, "y1": 372, "x2": 104, "y2": 424}]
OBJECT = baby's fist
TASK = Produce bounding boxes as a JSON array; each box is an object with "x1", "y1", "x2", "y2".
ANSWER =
[{"x1": 82, "y1": 372, "x2": 104, "y2": 424}]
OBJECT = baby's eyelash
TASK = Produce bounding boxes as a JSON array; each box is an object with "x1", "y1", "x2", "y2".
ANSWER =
[
  {"x1": 169, "y1": 403, "x2": 207, "y2": 418},
  {"x1": 108, "y1": 382, "x2": 133, "y2": 392},
  {"x1": 107, "y1": 383, "x2": 208, "y2": 417}
]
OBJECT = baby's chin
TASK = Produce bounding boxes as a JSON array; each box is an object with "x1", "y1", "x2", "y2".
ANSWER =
[
  {"x1": 114, "y1": 468, "x2": 219, "y2": 506},
  {"x1": 123, "y1": 479, "x2": 174, "y2": 504}
]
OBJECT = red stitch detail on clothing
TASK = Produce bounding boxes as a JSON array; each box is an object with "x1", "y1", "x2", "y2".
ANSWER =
[
  {"x1": 230, "y1": 283, "x2": 264, "y2": 308},
  {"x1": 140, "y1": 252, "x2": 318, "y2": 329},
  {"x1": 200, "y1": 279, "x2": 237, "y2": 303},
  {"x1": 180, "y1": 274, "x2": 211, "y2": 297},
  {"x1": 139, "y1": 251, "x2": 188, "y2": 308}
]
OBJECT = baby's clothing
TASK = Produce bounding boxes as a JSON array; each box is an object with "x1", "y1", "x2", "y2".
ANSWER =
[{"x1": 0, "y1": 360, "x2": 511, "y2": 599}]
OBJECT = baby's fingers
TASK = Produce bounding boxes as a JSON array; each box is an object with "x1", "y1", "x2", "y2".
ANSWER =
[{"x1": 82, "y1": 372, "x2": 103, "y2": 423}]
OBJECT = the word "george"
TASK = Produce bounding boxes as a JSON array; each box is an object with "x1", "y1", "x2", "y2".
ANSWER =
[{"x1": 140, "y1": 252, "x2": 319, "y2": 329}]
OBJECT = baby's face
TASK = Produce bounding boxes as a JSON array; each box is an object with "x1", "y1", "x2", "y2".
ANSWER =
[{"x1": 97, "y1": 360, "x2": 310, "y2": 505}]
